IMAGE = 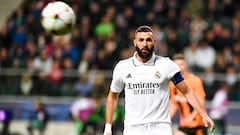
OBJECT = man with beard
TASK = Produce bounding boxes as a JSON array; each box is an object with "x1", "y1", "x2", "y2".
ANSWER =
[{"x1": 103, "y1": 25, "x2": 215, "y2": 135}]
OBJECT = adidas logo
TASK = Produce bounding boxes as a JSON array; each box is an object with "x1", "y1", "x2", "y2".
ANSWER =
[{"x1": 126, "y1": 73, "x2": 132, "y2": 78}]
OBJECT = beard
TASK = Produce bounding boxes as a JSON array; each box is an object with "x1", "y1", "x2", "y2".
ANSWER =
[{"x1": 136, "y1": 46, "x2": 154, "y2": 59}]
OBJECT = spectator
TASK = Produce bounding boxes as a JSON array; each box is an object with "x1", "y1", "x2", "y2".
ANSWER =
[
  {"x1": 62, "y1": 40, "x2": 80, "y2": 68},
  {"x1": 205, "y1": 0, "x2": 219, "y2": 21},
  {"x1": 219, "y1": 0, "x2": 237, "y2": 18},
  {"x1": 33, "y1": 71, "x2": 51, "y2": 95},
  {"x1": 33, "y1": 49, "x2": 53, "y2": 74},
  {"x1": 195, "y1": 40, "x2": 216, "y2": 72},
  {"x1": 214, "y1": 52, "x2": 227, "y2": 73},
  {"x1": 0, "y1": 47, "x2": 11, "y2": 68},
  {"x1": 61, "y1": 57, "x2": 75, "y2": 97},
  {"x1": 202, "y1": 67, "x2": 217, "y2": 100},
  {"x1": 95, "y1": 14, "x2": 114, "y2": 39},
  {"x1": 223, "y1": 47, "x2": 233, "y2": 64},
  {"x1": 232, "y1": 42, "x2": 240, "y2": 71},
  {"x1": 25, "y1": 57, "x2": 35, "y2": 74},
  {"x1": 48, "y1": 59, "x2": 63, "y2": 96},
  {"x1": 0, "y1": 25, "x2": 12, "y2": 49},
  {"x1": 145, "y1": 10, "x2": 157, "y2": 26},
  {"x1": 27, "y1": 99, "x2": 49, "y2": 135},
  {"x1": 123, "y1": 6, "x2": 136, "y2": 29},
  {"x1": 231, "y1": 11, "x2": 240, "y2": 40},
  {"x1": 165, "y1": 8, "x2": 178, "y2": 29},
  {"x1": 184, "y1": 0, "x2": 205, "y2": 17},
  {"x1": 78, "y1": 15, "x2": 94, "y2": 49},
  {"x1": 20, "y1": 73, "x2": 34, "y2": 96},
  {"x1": 183, "y1": 41, "x2": 198, "y2": 70},
  {"x1": 178, "y1": 9, "x2": 192, "y2": 30},
  {"x1": 11, "y1": 7, "x2": 26, "y2": 31},
  {"x1": 225, "y1": 64, "x2": 238, "y2": 101},
  {"x1": 90, "y1": 69, "x2": 108, "y2": 98},
  {"x1": 166, "y1": 27, "x2": 183, "y2": 53},
  {"x1": 190, "y1": 16, "x2": 208, "y2": 42},
  {"x1": 74, "y1": 74, "x2": 93, "y2": 97},
  {"x1": 24, "y1": 40, "x2": 37, "y2": 60},
  {"x1": 78, "y1": 51, "x2": 92, "y2": 74},
  {"x1": 88, "y1": 1, "x2": 102, "y2": 29},
  {"x1": 12, "y1": 25, "x2": 27, "y2": 48}
]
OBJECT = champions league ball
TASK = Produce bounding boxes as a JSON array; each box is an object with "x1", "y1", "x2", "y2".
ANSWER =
[{"x1": 41, "y1": 1, "x2": 76, "y2": 35}]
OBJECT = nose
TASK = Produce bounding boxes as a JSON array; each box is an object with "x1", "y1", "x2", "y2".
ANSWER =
[{"x1": 143, "y1": 40, "x2": 147, "y2": 47}]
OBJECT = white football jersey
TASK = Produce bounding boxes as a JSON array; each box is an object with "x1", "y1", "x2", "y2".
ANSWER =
[{"x1": 110, "y1": 52, "x2": 180, "y2": 126}]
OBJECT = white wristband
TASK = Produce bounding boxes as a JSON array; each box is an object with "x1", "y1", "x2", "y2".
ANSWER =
[{"x1": 104, "y1": 123, "x2": 112, "y2": 133}]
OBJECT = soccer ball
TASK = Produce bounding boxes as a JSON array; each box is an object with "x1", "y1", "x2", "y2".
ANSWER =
[{"x1": 41, "y1": 1, "x2": 76, "y2": 35}]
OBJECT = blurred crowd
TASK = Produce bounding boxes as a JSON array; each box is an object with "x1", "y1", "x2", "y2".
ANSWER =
[{"x1": 0, "y1": 0, "x2": 240, "y2": 100}]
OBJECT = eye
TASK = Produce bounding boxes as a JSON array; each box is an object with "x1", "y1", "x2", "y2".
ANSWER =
[
  {"x1": 139, "y1": 38, "x2": 144, "y2": 42},
  {"x1": 146, "y1": 38, "x2": 152, "y2": 42}
]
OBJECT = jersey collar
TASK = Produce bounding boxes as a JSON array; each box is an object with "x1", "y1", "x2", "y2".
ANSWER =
[{"x1": 133, "y1": 52, "x2": 156, "y2": 66}]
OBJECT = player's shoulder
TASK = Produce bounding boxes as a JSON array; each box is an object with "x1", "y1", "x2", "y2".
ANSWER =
[
  {"x1": 115, "y1": 57, "x2": 133, "y2": 67},
  {"x1": 155, "y1": 55, "x2": 173, "y2": 63},
  {"x1": 188, "y1": 73, "x2": 202, "y2": 81},
  {"x1": 188, "y1": 73, "x2": 200, "y2": 78}
]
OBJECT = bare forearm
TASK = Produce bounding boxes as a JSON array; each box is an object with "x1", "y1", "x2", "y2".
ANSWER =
[
  {"x1": 175, "y1": 80, "x2": 215, "y2": 133},
  {"x1": 176, "y1": 81, "x2": 207, "y2": 116},
  {"x1": 170, "y1": 103, "x2": 178, "y2": 118},
  {"x1": 184, "y1": 90, "x2": 207, "y2": 116},
  {"x1": 105, "y1": 91, "x2": 119, "y2": 124}
]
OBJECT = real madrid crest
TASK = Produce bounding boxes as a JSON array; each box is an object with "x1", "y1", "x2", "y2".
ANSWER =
[{"x1": 154, "y1": 71, "x2": 161, "y2": 79}]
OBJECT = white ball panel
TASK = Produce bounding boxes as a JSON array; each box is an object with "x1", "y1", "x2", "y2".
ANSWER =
[
  {"x1": 53, "y1": 19, "x2": 66, "y2": 31},
  {"x1": 41, "y1": 18, "x2": 55, "y2": 30},
  {"x1": 41, "y1": 3, "x2": 57, "y2": 17},
  {"x1": 58, "y1": 10, "x2": 76, "y2": 25},
  {"x1": 41, "y1": 1, "x2": 76, "y2": 35}
]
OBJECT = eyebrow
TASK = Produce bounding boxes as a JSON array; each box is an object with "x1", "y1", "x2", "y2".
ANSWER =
[{"x1": 138, "y1": 37, "x2": 152, "y2": 41}]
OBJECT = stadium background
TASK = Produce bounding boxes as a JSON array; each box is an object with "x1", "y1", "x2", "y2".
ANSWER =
[{"x1": 0, "y1": 0, "x2": 240, "y2": 135}]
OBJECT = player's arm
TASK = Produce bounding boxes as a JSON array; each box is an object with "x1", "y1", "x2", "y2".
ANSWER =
[
  {"x1": 175, "y1": 80, "x2": 215, "y2": 133},
  {"x1": 170, "y1": 98, "x2": 178, "y2": 118},
  {"x1": 189, "y1": 78, "x2": 207, "y2": 120},
  {"x1": 171, "y1": 72, "x2": 215, "y2": 133},
  {"x1": 169, "y1": 83, "x2": 178, "y2": 118},
  {"x1": 104, "y1": 90, "x2": 120, "y2": 135},
  {"x1": 190, "y1": 91, "x2": 206, "y2": 120}
]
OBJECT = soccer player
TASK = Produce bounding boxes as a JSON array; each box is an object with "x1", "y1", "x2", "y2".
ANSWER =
[
  {"x1": 103, "y1": 25, "x2": 215, "y2": 135},
  {"x1": 209, "y1": 82, "x2": 230, "y2": 135},
  {"x1": 170, "y1": 53, "x2": 207, "y2": 135}
]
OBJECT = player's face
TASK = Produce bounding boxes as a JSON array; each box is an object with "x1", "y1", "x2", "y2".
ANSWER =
[{"x1": 134, "y1": 32, "x2": 155, "y2": 59}]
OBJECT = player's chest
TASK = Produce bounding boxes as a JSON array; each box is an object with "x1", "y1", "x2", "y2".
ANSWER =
[{"x1": 122, "y1": 66, "x2": 168, "y2": 83}]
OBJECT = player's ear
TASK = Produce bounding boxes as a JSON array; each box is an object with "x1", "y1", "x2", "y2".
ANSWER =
[
  {"x1": 154, "y1": 39, "x2": 157, "y2": 46},
  {"x1": 133, "y1": 39, "x2": 136, "y2": 47}
]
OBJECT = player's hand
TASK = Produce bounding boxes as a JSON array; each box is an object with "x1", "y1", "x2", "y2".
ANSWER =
[
  {"x1": 202, "y1": 115, "x2": 215, "y2": 133},
  {"x1": 103, "y1": 123, "x2": 112, "y2": 135},
  {"x1": 103, "y1": 132, "x2": 112, "y2": 135}
]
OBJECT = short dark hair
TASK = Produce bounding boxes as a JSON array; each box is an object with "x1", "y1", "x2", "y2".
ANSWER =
[
  {"x1": 172, "y1": 53, "x2": 185, "y2": 60},
  {"x1": 135, "y1": 25, "x2": 153, "y2": 35}
]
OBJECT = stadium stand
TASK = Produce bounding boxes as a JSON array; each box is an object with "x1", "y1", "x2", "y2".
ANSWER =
[{"x1": 0, "y1": 0, "x2": 240, "y2": 135}]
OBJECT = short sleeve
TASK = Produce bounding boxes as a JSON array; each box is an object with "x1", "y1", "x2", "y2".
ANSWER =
[
  {"x1": 167, "y1": 58, "x2": 181, "y2": 80},
  {"x1": 110, "y1": 62, "x2": 124, "y2": 93}
]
